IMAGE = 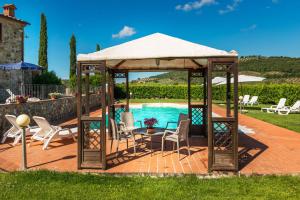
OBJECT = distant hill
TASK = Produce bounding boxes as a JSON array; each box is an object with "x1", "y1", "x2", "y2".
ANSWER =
[{"x1": 142, "y1": 56, "x2": 300, "y2": 84}]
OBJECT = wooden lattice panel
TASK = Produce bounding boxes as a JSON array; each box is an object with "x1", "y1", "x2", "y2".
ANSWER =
[
  {"x1": 113, "y1": 72, "x2": 126, "y2": 78},
  {"x1": 81, "y1": 63, "x2": 105, "y2": 74},
  {"x1": 191, "y1": 107, "x2": 204, "y2": 125},
  {"x1": 213, "y1": 121, "x2": 233, "y2": 151},
  {"x1": 211, "y1": 119, "x2": 236, "y2": 170},
  {"x1": 83, "y1": 121, "x2": 101, "y2": 150},
  {"x1": 115, "y1": 107, "x2": 126, "y2": 123}
]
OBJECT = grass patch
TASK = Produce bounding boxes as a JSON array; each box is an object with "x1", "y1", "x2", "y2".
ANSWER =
[
  {"x1": 1, "y1": 171, "x2": 300, "y2": 200},
  {"x1": 214, "y1": 101, "x2": 300, "y2": 133},
  {"x1": 245, "y1": 109, "x2": 300, "y2": 133}
]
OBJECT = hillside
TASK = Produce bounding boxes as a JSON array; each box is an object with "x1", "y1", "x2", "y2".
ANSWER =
[{"x1": 141, "y1": 56, "x2": 300, "y2": 84}]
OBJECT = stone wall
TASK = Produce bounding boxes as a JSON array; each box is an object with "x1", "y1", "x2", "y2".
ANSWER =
[
  {"x1": 0, "y1": 94, "x2": 101, "y2": 138},
  {"x1": 0, "y1": 17, "x2": 24, "y2": 64}
]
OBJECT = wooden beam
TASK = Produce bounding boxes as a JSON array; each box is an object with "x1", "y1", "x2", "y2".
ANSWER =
[
  {"x1": 76, "y1": 62, "x2": 82, "y2": 170},
  {"x1": 191, "y1": 59, "x2": 204, "y2": 68},
  {"x1": 101, "y1": 63, "x2": 107, "y2": 169},
  {"x1": 187, "y1": 70, "x2": 191, "y2": 136},
  {"x1": 107, "y1": 69, "x2": 113, "y2": 139},
  {"x1": 203, "y1": 68, "x2": 207, "y2": 106},
  {"x1": 207, "y1": 59, "x2": 213, "y2": 173},
  {"x1": 114, "y1": 60, "x2": 127, "y2": 68},
  {"x1": 85, "y1": 73, "x2": 90, "y2": 115},
  {"x1": 226, "y1": 69, "x2": 231, "y2": 117},
  {"x1": 233, "y1": 62, "x2": 239, "y2": 171},
  {"x1": 125, "y1": 71, "x2": 129, "y2": 111}
]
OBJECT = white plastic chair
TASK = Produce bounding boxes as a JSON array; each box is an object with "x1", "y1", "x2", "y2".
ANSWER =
[
  {"x1": 5, "y1": 89, "x2": 15, "y2": 104},
  {"x1": 120, "y1": 112, "x2": 142, "y2": 131},
  {"x1": 261, "y1": 98, "x2": 286, "y2": 113},
  {"x1": 247, "y1": 96, "x2": 259, "y2": 106},
  {"x1": 31, "y1": 116, "x2": 77, "y2": 150},
  {"x1": 165, "y1": 113, "x2": 188, "y2": 129},
  {"x1": 1, "y1": 115, "x2": 39, "y2": 145},
  {"x1": 161, "y1": 119, "x2": 191, "y2": 160},
  {"x1": 278, "y1": 100, "x2": 300, "y2": 115},
  {"x1": 110, "y1": 118, "x2": 136, "y2": 155}
]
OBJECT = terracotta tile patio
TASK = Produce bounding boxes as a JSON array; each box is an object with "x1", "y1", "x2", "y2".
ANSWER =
[{"x1": 1, "y1": 105, "x2": 300, "y2": 175}]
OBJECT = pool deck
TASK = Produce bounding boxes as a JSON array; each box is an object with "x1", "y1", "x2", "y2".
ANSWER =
[{"x1": 1, "y1": 104, "x2": 300, "y2": 175}]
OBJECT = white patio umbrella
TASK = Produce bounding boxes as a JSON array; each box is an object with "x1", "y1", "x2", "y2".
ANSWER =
[
  {"x1": 217, "y1": 75, "x2": 266, "y2": 85},
  {"x1": 217, "y1": 75, "x2": 266, "y2": 95},
  {"x1": 212, "y1": 77, "x2": 227, "y2": 85}
]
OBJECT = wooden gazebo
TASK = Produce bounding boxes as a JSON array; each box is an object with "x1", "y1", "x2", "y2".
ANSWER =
[{"x1": 76, "y1": 33, "x2": 239, "y2": 172}]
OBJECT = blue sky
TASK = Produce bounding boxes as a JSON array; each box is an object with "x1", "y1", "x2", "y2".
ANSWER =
[{"x1": 8, "y1": 0, "x2": 300, "y2": 79}]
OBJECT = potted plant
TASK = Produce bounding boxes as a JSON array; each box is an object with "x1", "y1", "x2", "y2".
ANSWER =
[
  {"x1": 144, "y1": 118, "x2": 158, "y2": 134},
  {"x1": 49, "y1": 92, "x2": 62, "y2": 100},
  {"x1": 15, "y1": 95, "x2": 28, "y2": 104}
]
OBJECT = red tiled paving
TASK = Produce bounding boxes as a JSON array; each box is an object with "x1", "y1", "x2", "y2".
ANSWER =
[{"x1": 0, "y1": 104, "x2": 300, "y2": 175}]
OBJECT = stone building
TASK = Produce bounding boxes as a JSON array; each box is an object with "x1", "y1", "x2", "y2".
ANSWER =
[
  {"x1": 0, "y1": 4, "x2": 29, "y2": 64},
  {"x1": 0, "y1": 4, "x2": 33, "y2": 102}
]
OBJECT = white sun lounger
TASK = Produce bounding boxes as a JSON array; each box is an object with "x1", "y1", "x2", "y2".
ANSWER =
[
  {"x1": 5, "y1": 89, "x2": 16, "y2": 104},
  {"x1": 278, "y1": 100, "x2": 300, "y2": 115},
  {"x1": 31, "y1": 116, "x2": 77, "y2": 150},
  {"x1": 240, "y1": 95, "x2": 250, "y2": 105},
  {"x1": 247, "y1": 96, "x2": 259, "y2": 106},
  {"x1": 1, "y1": 114, "x2": 40, "y2": 145},
  {"x1": 261, "y1": 98, "x2": 286, "y2": 113}
]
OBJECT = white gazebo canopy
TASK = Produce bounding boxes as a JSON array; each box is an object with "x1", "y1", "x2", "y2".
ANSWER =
[{"x1": 77, "y1": 33, "x2": 238, "y2": 70}]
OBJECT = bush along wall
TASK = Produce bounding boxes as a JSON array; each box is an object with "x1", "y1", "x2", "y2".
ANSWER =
[{"x1": 115, "y1": 83, "x2": 300, "y2": 105}]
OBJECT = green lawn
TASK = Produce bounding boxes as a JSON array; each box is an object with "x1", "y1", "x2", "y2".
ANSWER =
[
  {"x1": 230, "y1": 104, "x2": 300, "y2": 133},
  {"x1": 1, "y1": 171, "x2": 300, "y2": 200},
  {"x1": 245, "y1": 108, "x2": 300, "y2": 133},
  {"x1": 213, "y1": 101, "x2": 300, "y2": 133}
]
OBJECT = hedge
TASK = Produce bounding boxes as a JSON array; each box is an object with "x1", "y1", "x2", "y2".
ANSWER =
[{"x1": 115, "y1": 84, "x2": 300, "y2": 105}]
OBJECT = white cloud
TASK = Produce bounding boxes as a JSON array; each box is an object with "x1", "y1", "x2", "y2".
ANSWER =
[
  {"x1": 112, "y1": 26, "x2": 136, "y2": 39},
  {"x1": 175, "y1": 0, "x2": 217, "y2": 12},
  {"x1": 241, "y1": 24, "x2": 257, "y2": 32},
  {"x1": 219, "y1": 0, "x2": 242, "y2": 14}
]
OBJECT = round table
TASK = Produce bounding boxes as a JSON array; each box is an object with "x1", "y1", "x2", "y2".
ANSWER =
[{"x1": 133, "y1": 127, "x2": 165, "y2": 155}]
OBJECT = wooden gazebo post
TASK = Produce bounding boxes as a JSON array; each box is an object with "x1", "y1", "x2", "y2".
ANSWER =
[
  {"x1": 77, "y1": 61, "x2": 107, "y2": 169},
  {"x1": 207, "y1": 58, "x2": 239, "y2": 172}
]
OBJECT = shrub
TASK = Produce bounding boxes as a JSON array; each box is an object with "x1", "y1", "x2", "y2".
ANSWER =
[
  {"x1": 114, "y1": 83, "x2": 300, "y2": 105},
  {"x1": 33, "y1": 71, "x2": 62, "y2": 85}
]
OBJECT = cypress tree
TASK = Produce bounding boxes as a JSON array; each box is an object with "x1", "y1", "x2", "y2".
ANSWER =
[
  {"x1": 38, "y1": 13, "x2": 48, "y2": 70},
  {"x1": 96, "y1": 44, "x2": 101, "y2": 51},
  {"x1": 69, "y1": 34, "x2": 77, "y2": 78}
]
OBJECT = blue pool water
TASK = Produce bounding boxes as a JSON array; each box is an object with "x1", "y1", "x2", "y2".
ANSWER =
[
  {"x1": 91, "y1": 104, "x2": 231, "y2": 133},
  {"x1": 129, "y1": 104, "x2": 188, "y2": 129},
  {"x1": 90, "y1": 104, "x2": 189, "y2": 130}
]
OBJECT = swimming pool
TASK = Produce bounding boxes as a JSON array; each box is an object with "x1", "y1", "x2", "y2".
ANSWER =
[
  {"x1": 93, "y1": 103, "x2": 253, "y2": 134},
  {"x1": 128, "y1": 104, "x2": 188, "y2": 129}
]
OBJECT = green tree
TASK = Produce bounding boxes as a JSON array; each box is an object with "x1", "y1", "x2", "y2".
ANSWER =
[
  {"x1": 38, "y1": 13, "x2": 48, "y2": 70},
  {"x1": 69, "y1": 34, "x2": 76, "y2": 78},
  {"x1": 96, "y1": 44, "x2": 101, "y2": 51},
  {"x1": 32, "y1": 71, "x2": 62, "y2": 85}
]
